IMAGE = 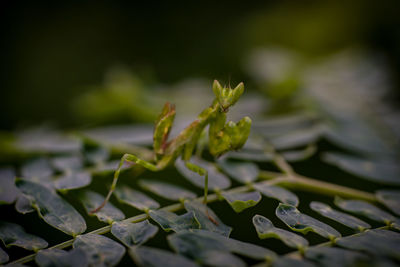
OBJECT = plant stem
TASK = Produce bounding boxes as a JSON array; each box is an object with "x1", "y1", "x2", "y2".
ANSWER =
[{"x1": 259, "y1": 171, "x2": 376, "y2": 202}]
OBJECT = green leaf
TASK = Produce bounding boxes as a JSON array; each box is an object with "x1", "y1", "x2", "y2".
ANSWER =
[
  {"x1": 254, "y1": 183, "x2": 299, "y2": 206},
  {"x1": 225, "y1": 146, "x2": 316, "y2": 163},
  {"x1": 336, "y1": 229, "x2": 400, "y2": 260},
  {"x1": 376, "y1": 190, "x2": 400, "y2": 216},
  {"x1": 111, "y1": 220, "x2": 158, "y2": 246},
  {"x1": 53, "y1": 171, "x2": 92, "y2": 191},
  {"x1": 271, "y1": 256, "x2": 316, "y2": 267},
  {"x1": 35, "y1": 248, "x2": 88, "y2": 267},
  {"x1": 114, "y1": 185, "x2": 160, "y2": 211},
  {"x1": 51, "y1": 155, "x2": 83, "y2": 172},
  {"x1": 15, "y1": 194, "x2": 34, "y2": 214},
  {"x1": 221, "y1": 191, "x2": 262, "y2": 213},
  {"x1": 129, "y1": 246, "x2": 200, "y2": 267},
  {"x1": 223, "y1": 149, "x2": 273, "y2": 162},
  {"x1": 15, "y1": 127, "x2": 81, "y2": 153},
  {"x1": 252, "y1": 214, "x2": 308, "y2": 249},
  {"x1": 16, "y1": 179, "x2": 86, "y2": 236},
  {"x1": 138, "y1": 179, "x2": 196, "y2": 201},
  {"x1": 183, "y1": 201, "x2": 232, "y2": 237},
  {"x1": 276, "y1": 203, "x2": 341, "y2": 240},
  {"x1": 21, "y1": 158, "x2": 54, "y2": 184},
  {"x1": 281, "y1": 144, "x2": 317, "y2": 162},
  {"x1": 73, "y1": 233, "x2": 126, "y2": 267},
  {"x1": 217, "y1": 159, "x2": 259, "y2": 183},
  {"x1": 175, "y1": 158, "x2": 231, "y2": 191},
  {"x1": 168, "y1": 229, "x2": 276, "y2": 261},
  {"x1": 192, "y1": 250, "x2": 246, "y2": 267},
  {"x1": 268, "y1": 124, "x2": 325, "y2": 150},
  {"x1": 0, "y1": 221, "x2": 48, "y2": 251},
  {"x1": 149, "y1": 210, "x2": 199, "y2": 232},
  {"x1": 304, "y1": 246, "x2": 368, "y2": 267},
  {"x1": 323, "y1": 152, "x2": 400, "y2": 185},
  {"x1": 334, "y1": 197, "x2": 396, "y2": 225},
  {"x1": 310, "y1": 201, "x2": 370, "y2": 231},
  {"x1": 324, "y1": 119, "x2": 390, "y2": 155},
  {"x1": 0, "y1": 246, "x2": 8, "y2": 264},
  {"x1": 0, "y1": 168, "x2": 19, "y2": 204},
  {"x1": 82, "y1": 125, "x2": 154, "y2": 146},
  {"x1": 79, "y1": 190, "x2": 125, "y2": 224},
  {"x1": 85, "y1": 147, "x2": 110, "y2": 166}
]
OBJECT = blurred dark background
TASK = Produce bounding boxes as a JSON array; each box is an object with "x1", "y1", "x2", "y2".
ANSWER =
[{"x1": 1, "y1": 0, "x2": 400, "y2": 130}]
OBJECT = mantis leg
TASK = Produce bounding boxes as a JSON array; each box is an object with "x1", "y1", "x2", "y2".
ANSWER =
[
  {"x1": 184, "y1": 161, "x2": 218, "y2": 225},
  {"x1": 90, "y1": 153, "x2": 159, "y2": 214}
]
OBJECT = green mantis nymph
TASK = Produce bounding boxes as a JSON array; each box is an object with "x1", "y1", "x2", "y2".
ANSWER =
[{"x1": 91, "y1": 80, "x2": 252, "y2": 222}]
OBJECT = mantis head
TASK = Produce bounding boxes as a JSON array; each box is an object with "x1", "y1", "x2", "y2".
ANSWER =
[{"x1": 212, "y1": 80, "x2": 244, "y2": 112}]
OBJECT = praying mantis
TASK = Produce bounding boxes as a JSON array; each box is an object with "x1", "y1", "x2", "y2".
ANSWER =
[{"x1": 91, "y1": 80, "x2": 252, "y2": 222}]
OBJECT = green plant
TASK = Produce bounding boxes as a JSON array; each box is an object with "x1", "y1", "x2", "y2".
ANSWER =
[{"x1": 1, "y1": 54, "x2": 400, "y2": 266}]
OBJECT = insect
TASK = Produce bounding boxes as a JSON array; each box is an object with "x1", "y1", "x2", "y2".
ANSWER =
[{"x1": 91, "y1": 80, "x2": 252, "y2": 222}]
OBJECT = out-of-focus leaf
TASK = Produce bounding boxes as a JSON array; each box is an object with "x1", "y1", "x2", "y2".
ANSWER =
[
  {"x1": 268, "y1": 124, "x2": 326, "y2": 150},
  {"x1": 0, "y1": 221, "x2": 48, "y2": 251},
  {"x1": 20, "y1": 158, "x2": 53, "y2": 184},
  {"x1": 168, "y1": 229, "x2": 276, "y2": 261},
  {"x1": 310, "y1": 201, "x2": 370, "y2": 231},
  {"x1": 223, "y1": 149, "x2": 273, "y2": 162},
  {"x1": 252, "y1": 214, "x2": 308, "y2": 249},
  {"x1": 51, "y1": 155, "x2": 83, "y2": 172},
  {"x1": 0, "y1": 246, "x2": 8, "y2": 264},
  {"x1": 82, "y1": 125, "x2": 154, "y2": 146},
  {"x1": 271, "y1": 256, "x2": 316, "y2": 267},
  {"x1": 252, "y1": 114, "x2": 317, "y2": 139},
  {"x1": 304, "y1": 246, "x2": 368, "y2": 267},
  {"x1": 175, "y1": 158, "x2": 230, "y2": 191},
  {"x1": 129, "y1": 246, "x2": 200, "y2": 267},
  {"x1": 221, "y1": 191, "x2": 262, "y2": 213},
  {"x1": 336, "y1": 229, "x2": 400, "y2": 260},
  {"x1": 323, "y1": 152, "x2": 400, "y2": 185},
  {"x1": 114, "y1": 185, "x2": 159, "y2": 211},
  {"x1": 334, "y1": 197, "x2": 396, "y2": 225},
  {"x1": 225, "y1": 145, "x2": 316, "y2": 163},
  {"x1": 281, "y1": 144, "x2": 317, "y2": 162},
  {"x1": 192, "y1": 250, "x2": 246, "y2": 267},
  {"x1": 15, "y1": 128, "x2": 81, "y2": 153},
  {"x1": 111, "y1": 220, "x2": 158, "y2": 246},
  {"x1": 254, "y1": 183, "x2": 299, "y2": 206},
  {"x1": 16, "y1": 179, "x2": 86, "y2": 236},
  {"x1": 0, "y1": 168, "x2": 18, "y2": 204},
  {"x1": 324, "y1": 119, "x2": 391, "y2": 155},
  {"x1": 85, "y1": 147, "x2": 110, "y2": 166},
  {"x1": 53, "y1": 171, "x2": 92, "y2": 191},
  {"x1": 149, "y1": 210, "x2": 199, "y2": 232},
  {"x1": 184, "y1": 201, "x2": 232, "y2": 237},
  {"x1": 217, "y1": 159, "x2": 259, "y2": 184},
  {"x1": 276, "y1": 203, "x2": 341, "y2": 240},
  {"x1": 138, "y1": 180, "x2": 196, "y2": 201},
  {"x1": 73, "y1": 233, "x2": 125, "y2": 267},
  {"x1": 376, "y1": 190, "x2": 400, "y2": 216},
  {"x1": 79, "y1": 190, "x2": 125, "y2": 224},
  {"x1": 15, "y1": 194, "x2": 34, "y2": 214},
  {"x1": 35, "y1": 248, "x2": 88, "y2": 267}
]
